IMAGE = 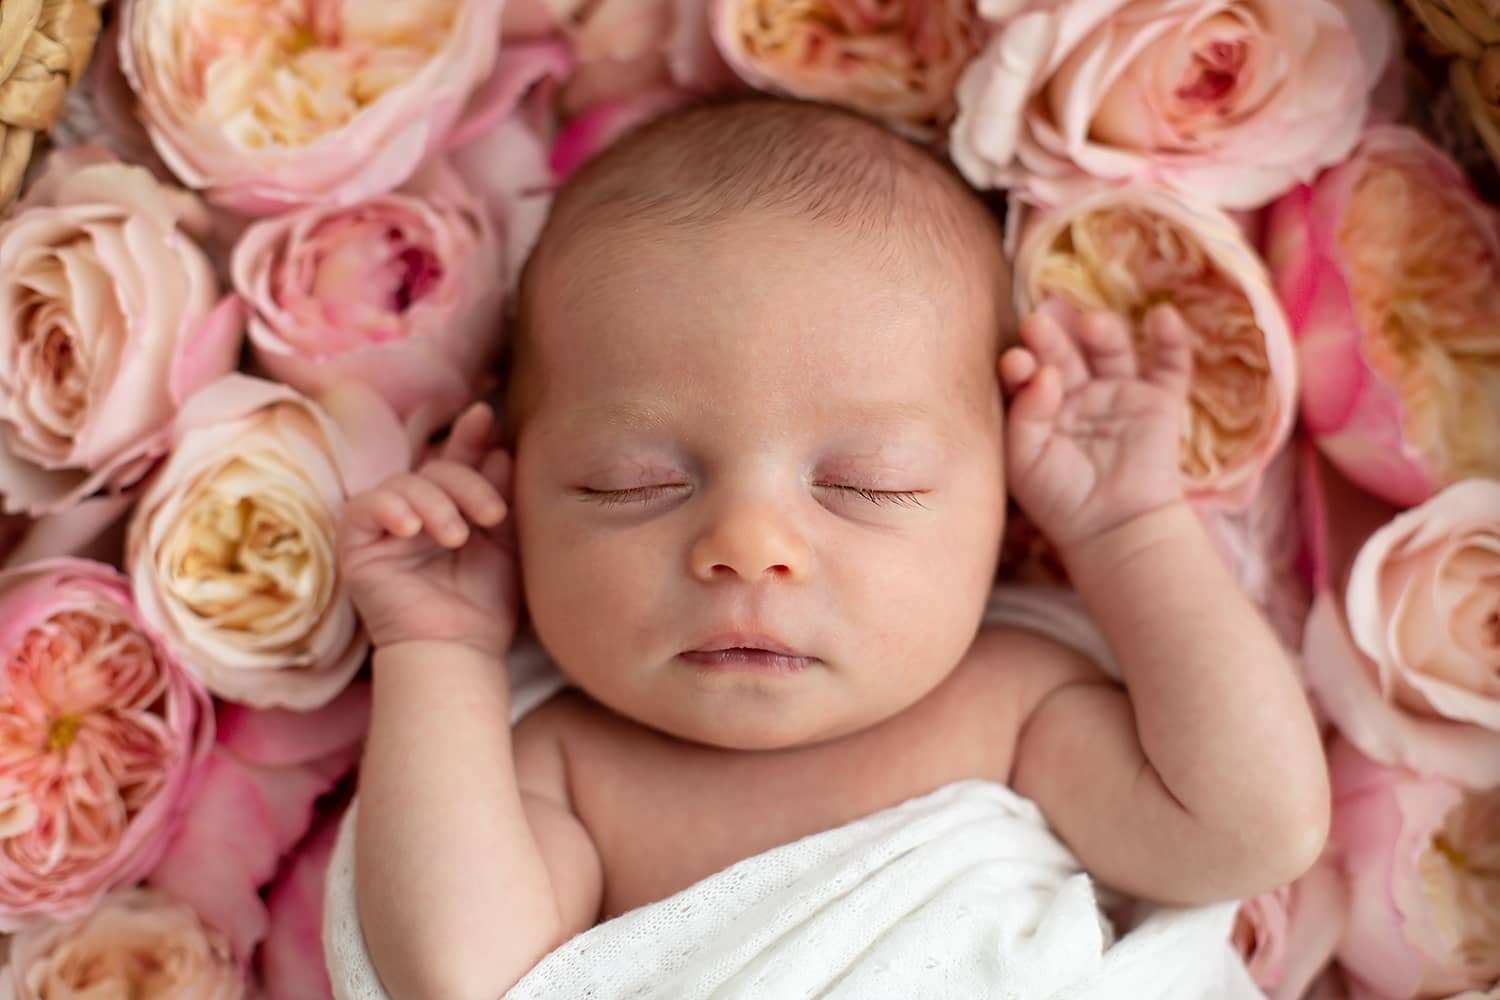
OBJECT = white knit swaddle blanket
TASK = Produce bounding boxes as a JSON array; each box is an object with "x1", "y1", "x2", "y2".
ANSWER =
[{"x1": 323, "y1": 587, "x2": 1267, "y2": 999}]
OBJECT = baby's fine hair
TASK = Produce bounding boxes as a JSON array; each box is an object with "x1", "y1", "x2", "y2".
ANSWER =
[{"x1": 503, "y1": 96, "x2": 1009, "y2": 432}]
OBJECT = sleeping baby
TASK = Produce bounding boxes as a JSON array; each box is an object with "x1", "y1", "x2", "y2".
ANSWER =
[{"x1": 334, "y1": 97, "x2": 1330, "y2": 999}]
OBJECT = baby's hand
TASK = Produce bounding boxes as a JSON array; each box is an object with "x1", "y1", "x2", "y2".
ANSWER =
[
  {"x1": 338, "y1": 403, "x2": 519, "y2": 655},
  {"x1": 999, "y1": 300, "x2": 1192, "y2": 555}
]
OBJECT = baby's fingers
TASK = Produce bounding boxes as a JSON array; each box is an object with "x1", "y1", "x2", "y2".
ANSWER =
[
  {"x1": 385, "y1": 474, "x2": 471, "y2": 547},
  {"x1": 1020, "y1": 302, "x2": 1088, "y2": 391},
  {"x1": 421, "y1": 460, "x2": 507, "y2": 527},
  {"x1": 1143, "y1": 305, "x2": 1193, "y2": 396},
  {"x1": 340, "y1": 488, "x2": 422, "y2": 554},
  {"x1": 1076, "y1": 312, "x2": 1137, "y2": 380},
  {"x1": 439, "y1": 403, "x2": 495, "y2": 467}
]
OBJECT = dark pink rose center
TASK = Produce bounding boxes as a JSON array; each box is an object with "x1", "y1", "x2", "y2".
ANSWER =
[
  {"x1": 387, "y1": 228, "x2": 442, "y2": 312},
  {"x1": 1178, "y1": 40, "x2": 1245, "y2": 105}
]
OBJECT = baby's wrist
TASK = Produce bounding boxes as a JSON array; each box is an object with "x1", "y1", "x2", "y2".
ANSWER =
[
  {"x1": 1056, "y1": 500, "x2": 1202, "y2": 583},
  {"x1": 373, "y1": 636, "x2": 512, "y2": 672}
]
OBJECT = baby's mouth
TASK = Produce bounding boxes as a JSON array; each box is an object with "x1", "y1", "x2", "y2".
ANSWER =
[{"x1": 680, "y1": 635, "x2": 819, "y2": 674}]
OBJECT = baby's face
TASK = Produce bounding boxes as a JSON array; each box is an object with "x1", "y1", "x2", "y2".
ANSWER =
[{"x1": 513, "y1": 214, "x2": 1007, "y2": 750}]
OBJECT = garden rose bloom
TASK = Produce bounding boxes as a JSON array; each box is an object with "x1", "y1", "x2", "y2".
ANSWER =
[
  {"x1": 126, "y1": 376, "x2": 407, "y2": 710},
  {"x1": 709, "y1": 0, "x2": 984, "y2": 136},
  {"x1": 1265, "y1": 125, "x2": 1500, "y2": 507},
  {"x1": 951, "y1": 0, "x2": 1393, "y2": 209},
  {"x1": 148, "y1": 684, "x2": 369, "y2": 965},
  {"x1": 233, "y1": 164, "x2": 505, "y2": 429},
  {"x1": 0, "y1": 558, "x2": 212, "y2": 929},
  {"x1": 118, "y1": 0, "x2": 507, "y2": 214},
  {"x1": 0, "y1": 147, "x2": 242, "y2": 517},
  {"x1": 259, "y1": 809, "x2": 346, "y2": 1000},
  {"x1": 0, "y1": 888, "x2": 245, "y2": 1000},
  {"x1": 1231, "y1": 857, "x2": 1346, "y2": 999},
  {"x1": 1330, "y1": 740, "x2": 1500, "y2": 999},
  {"x1": 1301, "y1": 479, "x2": 1500, "y2": 789},
  {"x1": 1012, "y1": 185, "x2": 1297, "y2": 509}
]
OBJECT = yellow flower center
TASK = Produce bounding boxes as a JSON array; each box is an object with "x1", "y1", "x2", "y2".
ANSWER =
[
  {"x1": 1418, "y1": 789, "x2": 1500, "y2": 982},
  {"x1": 46, "y1": 713, "x2": 80, "y2": 752},
  {"x1": 1340, "y1": 155, "x2": 1500, "y2": 483}
]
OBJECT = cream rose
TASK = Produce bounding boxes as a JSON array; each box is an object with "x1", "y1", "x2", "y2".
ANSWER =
[
  {"x1": 126, "y1": 375, "x2": 408, "y2": 710},
  {"x1": 1302, "y1": 479, "x2": 1500, "y2": 789},
  {"x1": 951, "y1": 0, "x2": 1394, "y2": 209},
  {"x1": 709, "y1": 0, "x2": 983, "y2": 136},
  {"x1": 232, "y1": 163, "x2": 506, "y2": 429},
  {"x1": 0, "y1": 889, "x2": 245, "y2": 1000},
  {"x1": 0, "y1": 147, "x2": 242, "y2": 517},
  {"x1": 118, "y1": 0, "x2": 507, "y2": 214},
  {"x1": 1011, "y1": 185, "x2": 1297, "y2": 509}
]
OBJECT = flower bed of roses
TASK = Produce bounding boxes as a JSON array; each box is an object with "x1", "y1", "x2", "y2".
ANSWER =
[{"x1": 0, "y1": 1, "x2": 1497, "y2": 998}]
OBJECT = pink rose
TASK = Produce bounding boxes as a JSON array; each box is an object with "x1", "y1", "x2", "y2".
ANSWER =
[
  {"x1": 1265, "y1": 126, "x2": 1500, "y2": 507},
  {"x1": 709, "y1": 0, "x2": 984, "y2": 136},
  {"x1": 118, "y1": 0, "x2": 507, "y2": 214},
  {"x1": 148, "y1": 684, "x2": 369, "y2": 967},
  {"x1": 232, "y1": 164, "x2": 506, "y2": 431},
  {"x1": 0, "y1": 147, "x2": 242, "y2": 517},
  {"x1": 0, "y1": 558, "x2": 212, "y2": 929},
  {"x1": 1011, "y1": 185, "x2": 1297, "y2": 509},
  {"x1": 126, "y1": 376, "x2": 408, "y2": 710},
  {"x1": 1232, "y1": 856, "x2": 1347, "y2": 999},
  {"x1": 0, "y1": 889, "x2": 246, "y2": 1000},
  {"x1": 1301, "y1": 479, "x2": 1500, "y2": 789},
  {"x1": 259, "y1": 808, "x2": 347, "y2": 1000},
  {"x1": 951, "y1": 0, "x2": 1394, "y2": 209},
  {"x1": 1329, "y1": 739, "x2": 1500, "y2": 999}
]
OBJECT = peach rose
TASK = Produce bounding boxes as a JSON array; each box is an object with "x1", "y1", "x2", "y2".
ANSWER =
[
  {"x1": 1011, "y1": 185, "x2": 1297, "y2": 509},
  {"x1": 0, "y1": 558, "x2": 212, "y2": 929},
  {"x1": 951, "y1": 0, "x2": 1393, "y2": 209},
  {"x1": 0, "y1": 889, "x2": 245, "y2": 1000},
  {"x1": 126, "y1": 376, "x2": 408, "y2": 710},
  {"x1": 1301, "y1": 479, "x2": 1500, "y2": 789},
  {"x1": 1330, "y1": 740, "x2": 1500, "y2": 999},
  {"x1": 0, "y1": 147, "x2": 242, "y2": 517},
  {"x1": 118, "y1": 0, "x2": 507, "y2": 214},
  {"x1": 232, "y1": 164, "x2": 506, "y2": 430},
  {"x1": 1265, "y1": 125, "x2": 1500, "y2": 507},
  {"x1": 709, "y1": 0, "x2": 984, "y2": 136}
]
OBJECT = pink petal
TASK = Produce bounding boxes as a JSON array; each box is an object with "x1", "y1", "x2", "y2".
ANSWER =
[
  {"x1": 259, "y1": 811, "x2": 345, "y2": 1000},
  {"x1": 168, "y1": 295, "x2": 248, "y2": 407},
  {"x1": 214, "y1": 683, "x2": 371, "y2": 768}
]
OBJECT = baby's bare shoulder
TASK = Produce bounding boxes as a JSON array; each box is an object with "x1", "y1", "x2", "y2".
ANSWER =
[{"x1": 962, "y1": 623, "x2": 1118, "y2": 727}]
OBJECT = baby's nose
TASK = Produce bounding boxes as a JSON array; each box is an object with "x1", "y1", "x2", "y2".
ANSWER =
[{"x1": 688, "y1": 501, "x2": 810, "y2": 583}]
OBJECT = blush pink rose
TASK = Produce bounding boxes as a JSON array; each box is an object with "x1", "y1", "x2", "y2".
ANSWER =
[
  {"x1": 126, "y1": 376, "x2": 408, "y2": 711},
  {"x1": 118, "y1": 0, "x2": 508, "y2": 214},
  {"x1": 1232, "y1": 856, "x2": 1347, "y2": 1000},
  {"x1": 1265, "y1": 125, "x2": 1500, "y2": 507},
  {"x1": 0, "y1": 147, "x2": 242, "y2": 518},
  {"x1": 233, "y1": 164, "x2": 506, "y2": 431},
  {"x1": 148, "y1": 684, "x2": 369, "y2": 967},
  {"x1": 1011, "y1": 185, "x2": 1297, "y2": 509},
  {"x1": 0, "y1": 889, "x2": 246, "y2": 1000},
  {"x1": 1301, "y1": 479, "x2": 1500, "y2": 789},
  {"x1": 951, "y1": 0, "x2": 1394, "y2": 209},
  {"x1": 709, "y1": 0, "x2": 984, "y2": 137},
  {"x1": 1329, "y1": 739, "x2": 1500, "y2": 999},
  {"x1": 0, "y1": 558, "x2": 212, "y2": 930},
  {"x1": 258, "y1": 808, "x2": 347, "y2": 1000}
]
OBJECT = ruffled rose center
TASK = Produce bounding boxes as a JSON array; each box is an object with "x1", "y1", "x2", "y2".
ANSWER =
[
  {"x1": 1032, "y1": 205, "x2": 1278, "y2": 487},
  {"x1": 1340, "y1": 157, "x2": 1500, "y2": 482},
  {"x1": 288, "y1": 213, "x2": 444, "y2": 351},
  {"x1": 0, "y1": 611, "x2": 176, "y2": 885},
  {"x1": 729, "y1": 0, "x2": 980, "y2": 126},
  {"x1": 176, "y1": 0, "x2": 460, "y2": 148},
  {"x1": 25, "y1": 891, "x2": 242, "y2": 998},
  {"x1": 1417, "y1": 788, "x2": 1500, "y2": 986}
]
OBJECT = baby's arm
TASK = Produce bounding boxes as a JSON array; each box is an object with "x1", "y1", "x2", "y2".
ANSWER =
[
  {"x1": 339, "y1": 404, "x2": 602, "y2": 999},
  {"x1": 1008, "y1": 504, "x2": 1328, "y2": 904},
  {"x1": 998, "y1": 304, "x2": 1327, "y2": 904}
]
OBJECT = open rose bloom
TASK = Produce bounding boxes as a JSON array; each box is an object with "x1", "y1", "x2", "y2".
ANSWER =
[
  {"x1": 0, "y1": 147, "x2": 242, "y2": 518},
  {"x1": 233, "y1": 163, "x2": 506, "y2": 430},
  {"x1": 0, "y1": 558, "x2": 212, "y2": 929},
  {"x1": 0, "y1": 888, "x2": 246, "y2": 1000},
  {"x1": 1301, "y1": 478, "x2": 1500, "y2": 789},
  {"x1": 709, "y1": 0, "x2": 983, "y2": 137},
  {"x1": 1012, "y1": 185, "x2": 1297, "y2": 509},
  {"x1": 950, "y1": 0, "x2": 1393, "y2": 209},
  {"x1": 1266, "y1": 126, "x2": 1500, "y2": 507},
  {"x1": 1329, "y1": 740, "x2": 1500, "y2": 999},
  {"x1": 126, "y1": 376, "x2": 408, "y2": 710},
  {"x1": 118, "y1": 0, "x2": 507, "y2": 213}
]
